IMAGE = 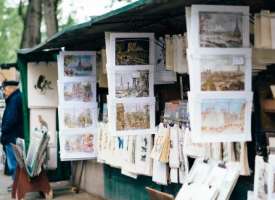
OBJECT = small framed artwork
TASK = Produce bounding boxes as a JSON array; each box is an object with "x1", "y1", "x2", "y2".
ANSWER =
[
  {"x1": 58, "y1": 51, "x2": 96, "y2": 79},
  {"x1": 30, "y1": 108, "x2": 57, "y2": 147},
  {"x1": 188, "y1": 92, "x2": 253, "y2": 143},
  {"x1": 108, "y1": 66, "x2": 154, "y2": 98},
  {"x1": 27, "y1": 62, "x2": 58, "y2": 108},
  {"x1": 59, "y1": 103, "x2": 97, "y2": 131},
  {"x1": 109, "y1": 32, "x2": 155, "y2": 66},
  {"x1": 108, "y1": 96, "x2": 155, "y2": 136},
  {"x1": 190, "y1": 5, "x2": 249, "y2": 48},
  {"x1": 58, "y1": 77, "x2": 97, "y2": 104},
  {"x1": 59, "y1": 130, "x2": 97, "y2": 161},
  {"x1": 188, "y1": 48, "x2": 252, "y2": 92}
]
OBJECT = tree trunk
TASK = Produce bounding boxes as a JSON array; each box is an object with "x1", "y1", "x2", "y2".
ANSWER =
[
  {"x1": 20, "y1": 0, "x2": 43, "y2": 48},
  {"x1": 43, "y1": 0, "x2": 58, "y2": 38}
]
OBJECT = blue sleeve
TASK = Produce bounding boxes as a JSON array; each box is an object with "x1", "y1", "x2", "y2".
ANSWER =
[{"x1": 1, "y1": 99, "x2": 18, "y2": 135}]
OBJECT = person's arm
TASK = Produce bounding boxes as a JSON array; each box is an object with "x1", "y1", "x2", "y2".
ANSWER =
[{"x1": 1, "y1": 100, "x2": 18, "y2": 135}]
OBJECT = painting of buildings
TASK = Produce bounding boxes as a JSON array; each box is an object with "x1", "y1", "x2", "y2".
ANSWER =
[
  {"x1": 64, "y1": 80, "x2": 93, "y2": 102},
  {"x1": 63, "y1": 107, "x2": 93, "y2": 129},
  {"x1": 200, "y1": 55, "x2": 245, "y2": 91},
  {"x1": 116, "y1": 102, "x2": 150, "y2": 131},
  {"x1": 64, "y1": 133, "x2": 94, "y2": 153},
  {"x1": 199, "y1": 12, "x2": 243, "y2": 47},
  {"x1": 64, "y1": 54, "x2": 94, "y2": 77},
  {"x1": 115, "y1": 38, "x2": 150, "y2": 65},
  {"x1": 115, "y1": 70, "x2": 149, "y2": 98},
  {"x1": 201, "y1": 99, "x2": 246, "y2": 134}
]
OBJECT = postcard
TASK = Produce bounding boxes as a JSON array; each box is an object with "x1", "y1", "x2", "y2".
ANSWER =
[
  {"x1": 30, "y1": 108, "x2": 57, "y2": 147},
  {"x1": 190, "y1": 5, "x2": 249, "y2": 48},
  {"x1": 108, "y1": 97, "x2": 155, "y2": 135},
  {"x1": 27, "y1": 62, "x2": 58, "y2": 108},
  {"x1": 109, "y1": 33, "x2": 155, "y2": 67},
  {"x1": 58, "y1": 77, "x2": 96, "y2": 104},
  {"x1": 189, "y1": 92, "x2": 253, "y2": 143},
  {"x1": 108, "y1": 66, "x2": 154, "y2": 98},
  {"x1": 59, "y1": 131, "x2": 97, "y2": 161},
  {"x1": 58, "y1": 51, "x2": 96, "y2": 79},
  {"x1": 254, "y1": 156, "x2": 268, "y2": 200},
  {"x1": 59, "y1": 103, "x2": 97, "y2": 131},
  {"x1": 188, "y1": 48, "x2": 252, "y2": 92}
]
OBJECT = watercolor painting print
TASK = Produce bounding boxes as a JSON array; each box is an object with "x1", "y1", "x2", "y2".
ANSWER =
[
  {"x1": 190, "y1": 5, "x2": 249, "y2": 48},
  {"x1": 116, "y1": 102, "x2": 150, "y2": 131},
  {"x1": 188, "y1": 92, "x2": 252, "y2": 142},
  {"x1": 108, "y1": 96, "x2": 155, "y2": 135},
  {"x1": 59, "y1": 131, "x2": 97, "y2": 161},
  {"x1": 199, "y1": 11, "x2": 243, "y2": 47},
  {"x1": 201, "y1": 99, "x2": 246, "y2": 134},
  {"x1": 59, "y1": 51, "x2": 96, "y2": 78},
  {"x1": 200, "y1": 55, "x2": 245, "y2": 91},
  {"x1": 60, "y1": 78, "x2": 96, "y2": 104},
  {"x1": 30, "y1": 108, "x2": 56, "y2": 146},
  {"x1": 28, "y1": 62, "x2": 58, "y2": 108},
  {"x1": 115, "y1": 69, "x2": 150, "y2": 98},
  {"x1": 59, "y1": 104, "x2": 97, "y2": 130},
  {"x1": 115, "y1": 38, "x2": 150, "y2": 65}
]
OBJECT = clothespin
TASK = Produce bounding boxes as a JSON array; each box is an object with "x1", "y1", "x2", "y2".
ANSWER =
[{"x1": 218, "y1": 161, "x2": 226, "y2": 169}]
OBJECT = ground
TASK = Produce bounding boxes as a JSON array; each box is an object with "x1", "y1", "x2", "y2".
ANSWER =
[{"x1": 0, "y1": 171, "x2": 105, "y2": 200}]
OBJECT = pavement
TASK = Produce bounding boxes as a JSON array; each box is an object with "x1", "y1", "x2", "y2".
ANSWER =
[{"x1": 0, "y1": 170, "x2": 105, "y2": 200}]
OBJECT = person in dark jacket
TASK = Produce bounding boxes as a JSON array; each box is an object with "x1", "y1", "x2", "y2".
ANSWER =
[{"x1": 0, "y1": 80, "x2": 23, "y2": 184}]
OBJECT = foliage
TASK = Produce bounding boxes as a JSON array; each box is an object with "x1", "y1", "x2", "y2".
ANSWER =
[{"x1": 0, "y1": 0, "x2": 23, "y2": 63}]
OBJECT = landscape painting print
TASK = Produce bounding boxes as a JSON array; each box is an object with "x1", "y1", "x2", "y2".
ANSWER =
[
  {"x1": 116, "y1": 102, "x2": 150, "y2": 131},
  {"x1": 190, "y1": 5, "x2": 249, "y2": 48},
  {"x1": 115, "y1": 69, "x2": 150, "y2": 98},
  {"x1": 59, "y1": 105, "x2": 97, "y2": 130},
  {"x1": 61, "y1": 79, "x2": 96, "y2": 103},
  {"x1": 188, "y1": 92, "x2": 252, "y2": 142},
  {"x1": 115, "y1": 38, "x2": 150, "y2": 65},
  {"x1": 199, "y1": 11, "x2": 243, "y2": 47},
  {"x1": 61, "y1": 51, "x2": 96, "y2": 77},
  {"x1": 60, "y1": 132, "x2": 96, "y2": 161},
  {"x1": 200, "y1": 55, "x2": 245, "y2": 91},
  {"x1": 201, "y1": 99, "x2": 245, "y2": 135}
]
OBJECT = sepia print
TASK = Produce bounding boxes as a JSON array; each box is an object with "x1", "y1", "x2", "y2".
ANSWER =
[
  {"x1": 115, "y1": 38, "x2": 150, "y2": 65},
  {"x1": 199, "y1": 11, "x2": 243, "y2": 47},
  {"x1": 64, "y1": 133, "x2": 95, "y2": 153},
  {"x1": 63, "y1": 80, "x2": 94, "y2": 103},
  {"x1": 201, "y1": 99, "x2": 246, "y2": 134},
  {"x1": 116, "y1": 102, "x2": 150, "y2": 131},
  {"x1": 200, "y1": 55, "x2": 245, "y2": 91},
  {"x1": 63, "y1": 53, "x2": 95, "y2": 77},
  {"x1": 115, "y1": 70, "x2": 150, "y2": 98},
  {"x1": 62, "y1": 107, "x2": 95, "y2": 129}
]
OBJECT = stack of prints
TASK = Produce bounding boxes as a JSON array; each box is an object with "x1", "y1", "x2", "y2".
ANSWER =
[
  {"x1": 57, "y1": 51, "x2": 97, "y2": 161},
  {"x1": 186, "y1": 5, "x2": 253, "y2": 143},
  {"x1": 105, "y1": 32, "x2": 156, "y2": 136}
]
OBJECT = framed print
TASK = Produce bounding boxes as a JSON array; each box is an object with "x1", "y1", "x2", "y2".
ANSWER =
[
  {"x1": 188, "y1": 92, "x2": 253, "y2": 143},
  {"x1": 188, "y1": 48, "x2": 252, "y2": 92},
  {"x1": 30, "y1": 108, "x2": 57, "y2": 147},
  {"x1": 58, "y1": 77, "x2": 96, "y2": 104},
  {"x1": 59, "y1": 130, "x2": 97, "y2": 161},
  {"x1": 59, "y1": 103, "x2": 97, "y2": 131},
  {"x1": 58, "y1": 51, "x2": 96, "y2": 79},
  {"x1": 108, "y1": 96, "x2": 155, "y2": 136},
  {"x1": 108, "y1": 66, "x2": 154, "y2": 98},
  {"x1": 190, "y1": 5, "x2": 249, "y2": 48},
  {"x1": 109, "y1": 32, "x2": 155, "y2": 66},
  {"x1": 27, "y1": 62, "x2": 58, "y2": 108}
]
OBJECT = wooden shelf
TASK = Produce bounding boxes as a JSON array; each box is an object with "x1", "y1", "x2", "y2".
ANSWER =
[{"x1": 262, "y1": 99, "x2": 275, "y2": 113}]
